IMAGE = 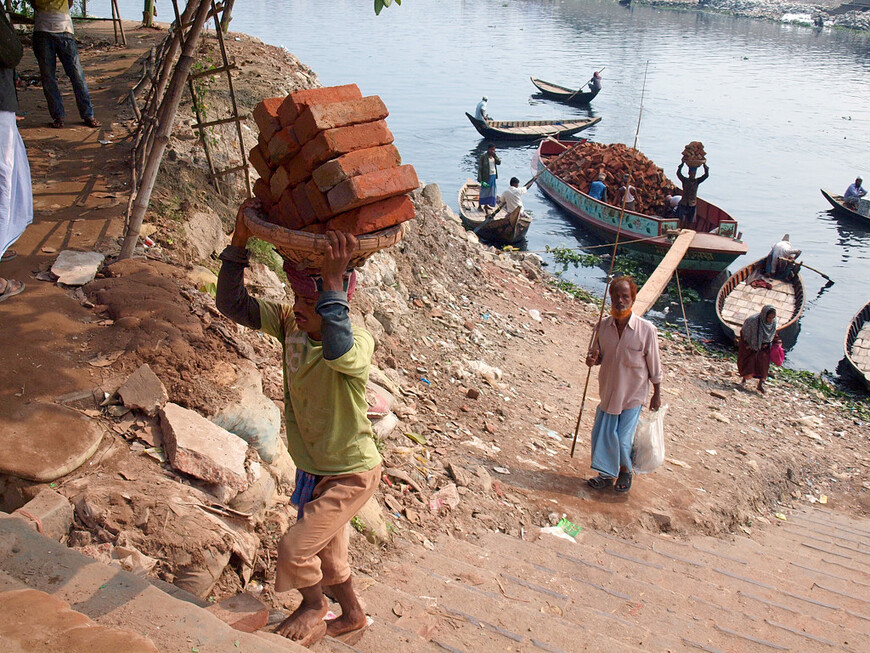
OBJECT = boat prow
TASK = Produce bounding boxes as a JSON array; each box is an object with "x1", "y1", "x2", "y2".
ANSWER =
[
  {"x1": 845, "y1": 301, "x2": 870, "y2": 390},
  {"x1": 820, "y1": 188, "x2": 870, "y2": 226}
]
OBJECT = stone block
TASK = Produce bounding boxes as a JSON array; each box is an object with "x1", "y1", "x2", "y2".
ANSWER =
[
  {"x1": 325, "y1": 195, "x2": 415, "y2": 235},
  {"x1": 294, "y1": 95, "x2": 389, "y2": 144},
  {"x1": 117, "y1": 364, "x2": 168, "y2": 417},
  {"x1": 311, "y1": 144, "x2": 401, "y2": 192},
  {"x1": 12, "y1": 488, "x2": 73, "y2": 542},
  {"x1": 206, "y1": 593, "x2": 270, "y2": 633},
  {"x1": 253, "y1": 97, "x2": 283, "y2": 143},
  {"x1": 51, "y1": 251, "x2": 105, "y2": 286},
  {"x1": 159, "y1": 403, "x2": 249, "y2": 492},
  {"x1": 266, "y1": 126, "x2": 300, "y2": 166},
  {"x1": 277, "y1": 83, "x2": 362, "y2": 127},
  {"x1": 300, "y1": 120, "x2": 394, "y2": 171},
  {"x1": 327, "y1": 164, "x2": 419, "y2": 214}
]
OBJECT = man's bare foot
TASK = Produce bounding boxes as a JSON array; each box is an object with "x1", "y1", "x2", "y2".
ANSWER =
[
  {"x1": 326, "y1": 607, "x2": 367, "y2": 637},
  {"x1": 274, "y1": 598, "x2": 328, "y2": 641}
]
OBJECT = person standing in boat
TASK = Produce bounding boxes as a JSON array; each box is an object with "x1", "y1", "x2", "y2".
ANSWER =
[
  {"x1": 474, "y1": 96, "x2": 490, "y2": 122},
  {"x1": 588, "y1": 172, "x2": 608, "y2": 202},
  {"x1": 585, "y1": 276, "x2": 662, "y2": 495},
  {"x1": 588, "y1": 70, "x2": 602, "y2": 93},
  {"x1": 615, "y1": 174, "x2": 636, "y2": 212},
  {"x1": 843, "y1": 176, "x2": 866, "y2": 210},
  {"x1": 737, "y1": 306, "x2": 780, "y2": 395},
  {"x1": 477, "y1": 143, "x2": 500, "y2": 209},
  {"x1": 676, "y1": 162, "x2": 709, "y2": 227}
]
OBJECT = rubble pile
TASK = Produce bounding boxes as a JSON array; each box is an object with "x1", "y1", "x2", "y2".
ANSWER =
[
  {"x1": 545, "y1": 141, "x2": 679, "y2": 214},
  {"x1": 248, "y1": 84, "x2": 418, "y2": 236}
]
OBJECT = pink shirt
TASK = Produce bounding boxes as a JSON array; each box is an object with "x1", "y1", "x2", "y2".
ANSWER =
[{"x1": 595, "y1": 313, "x2": 662, "y2": 415}]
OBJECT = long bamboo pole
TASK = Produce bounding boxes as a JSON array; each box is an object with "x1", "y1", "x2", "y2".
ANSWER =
[{"x1": 119, "y1": 0, "x2": 213, "y2": 260}]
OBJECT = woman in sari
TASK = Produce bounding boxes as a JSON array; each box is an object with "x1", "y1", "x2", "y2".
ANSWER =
[{"x1": 738, "y1": 305, "x2": 779, "y2": 394}]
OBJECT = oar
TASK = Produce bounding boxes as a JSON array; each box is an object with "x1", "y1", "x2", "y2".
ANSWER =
[
  {"x1": 567, "y1": 67, "x2": 605, "y2": 102},
  {"x1": 474, "y1": 138, "x2": 585, "y2": 233},
  {"x1": 800, "y1": 262, "x2": 833, "y2": 283}
]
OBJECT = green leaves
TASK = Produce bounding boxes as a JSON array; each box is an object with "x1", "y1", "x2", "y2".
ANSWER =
[{"x1": 374, "y1": 0, "x2": 401, "y2": 16}]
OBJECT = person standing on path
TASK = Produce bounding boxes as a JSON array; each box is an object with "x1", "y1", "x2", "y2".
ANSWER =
[
  {"x1": 29, "y1": 0, "x2": 100, "y2": 129},
  {"x1": 737, "y1": 305, "x2": 779, "y2": 395},
  {"x1": 0, "y1": 8, "x2": 32, "y2": 301},
  {"x1": 477, "y1": 143, "x2": 500, "y2": 209},
  {"x1": 585, "y1": 277, "x2": 662, "y2": 494},
  {"x1": 676, "y1": 162, "x2": 709, "y2": 227},
  {"x1": 216, "y1": 202, "x2": 381, "y2": 646}
]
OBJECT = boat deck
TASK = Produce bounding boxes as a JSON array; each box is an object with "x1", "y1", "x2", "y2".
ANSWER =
[
  {"x1": 690, "y1": 232, "x2": 749, "y2": 255},
  {"x1": 850, "y1": 323, "x2": 870, "y2": 377},
  {"x1": 720, "y1": 276, "x2": 797, "y2": 333}
]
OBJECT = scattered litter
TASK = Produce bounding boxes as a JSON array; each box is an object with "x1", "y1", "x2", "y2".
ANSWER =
[
  {"x1": 403, "y1": 431, "x2": 426, "y2": 445},
  {"x1": 540, "y1": 525, "x2": 576, "y2": 543},
  {"x1": 492, "y1": 466, "x2": 511, "y2": 475},
  {"x1": 98, "y1": 139, "x2": 112, "y2": 145},
  {"x1": 528, "y1": 309, "x2": 542, "y2": 322},
  {"x1": 557, "y1": 517, "x2": 582, "y2": 537},
  {"x1": 705, "y1": 449, "x2": 717, "y2": 456},
  {"x1": 774, "y1": 512, "x2": 787, "y2": 521},
  {"x1": 143, "y1": 446, "x2": 166, "y2": 463},
  {"x1": 819, "y1": 495, "x2": 828, "y2": 504},
  {"x1": 665, "y1": 457, "x2": 691, "y2": 468}
]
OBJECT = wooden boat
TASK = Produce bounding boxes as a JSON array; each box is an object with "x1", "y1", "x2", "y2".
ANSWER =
[
  {"x1": 465, "y1": 112, "x2": 600, "y2": 142},
  {"x1": 820, "y1": 188, "x2": 870, "y2": 226},
  {"x1": 458, "y1": 180, "x2": 531, "y2": 245},
  {"x1": 844, "y1": 301, "x2": 870, "y2": 389},
  {"x1": 715, "y1": 258, "x2": 806, "y2": 343},
  {"x1": 533, "y1": 139, "x2": 747, "y2": 277},
  {"x1": 530, "y1": 77, "x2": 601, "y2": 106}
]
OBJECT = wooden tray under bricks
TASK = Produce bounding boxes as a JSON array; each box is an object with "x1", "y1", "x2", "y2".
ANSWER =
[{"x1": 243, "y1": 205, "x2": 407, "y2": 271}]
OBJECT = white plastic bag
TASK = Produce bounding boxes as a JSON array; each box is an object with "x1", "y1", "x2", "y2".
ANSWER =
[{"x1": 632, "y1": 405, "x2": 668, "y2": 474}]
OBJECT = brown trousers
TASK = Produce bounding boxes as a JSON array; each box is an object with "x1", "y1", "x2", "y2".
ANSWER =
[{"x1": 275, "y1": 465, "x2": 381, "y2": 591}]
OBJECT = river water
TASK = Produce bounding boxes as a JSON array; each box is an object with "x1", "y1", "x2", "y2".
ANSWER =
[{"x1": 107, "y1": 0, "x2": 870, "y2": 377}]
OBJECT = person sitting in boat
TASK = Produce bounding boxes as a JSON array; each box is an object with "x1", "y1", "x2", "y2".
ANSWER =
[
  {"x1": 588, "y1": 172, "x2": 608, "y2": 202},
  {"x1": 588, "y1": 71, "x2": 602, "y2": 92},
  {"x1": 615, "y1": 174, "x2": 636, "y2": 212},
  {"x1": 664, "y1": 194, "x2": 681, "y2": 218},
  {"x1": 499, "y1": 177, "x2": 529, "y2": 220},
  {"x1": 843, "y1": 176, "x2": 866, "y2": 210},
  {"x1": 765, "y1": 234, "x2": 802, "y2": 279},
  {"x1": 474, "y1": 96, "x2": 490, "y2": 122},
  {"x1": 737, "y1": 306, "x2": 780, "y2": 395},
  {"x1": 477, "y1": 143, "x2": 500, "y2": 209}
]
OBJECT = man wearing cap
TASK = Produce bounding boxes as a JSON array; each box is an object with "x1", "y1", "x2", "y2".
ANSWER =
[
  {"x1": 844, "y1": 176, "x2": 866, "y2": 210},
  {"x1": 474, "y1": 95, "x2": 490, "y2": 121},
  {"x1": 217, "y1": 200, "x2": 381, "y2": 646}
]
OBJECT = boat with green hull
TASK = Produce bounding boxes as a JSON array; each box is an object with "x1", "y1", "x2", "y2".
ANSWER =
[{"x1": 534, "y1": 139, "x2": 747, "y2": 277}]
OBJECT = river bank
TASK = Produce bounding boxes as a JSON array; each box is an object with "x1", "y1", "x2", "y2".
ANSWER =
[
  {"x1": 644, "y1": 0, "x2": 870, "y2": 30},
  {"x1": 1, "y1": 18, "x2": 868, "y2": 635}
]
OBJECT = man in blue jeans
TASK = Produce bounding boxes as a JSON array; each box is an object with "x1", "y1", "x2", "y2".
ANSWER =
[{"x1": 29, "y1": 0, "x2": 100, "y2": 129}]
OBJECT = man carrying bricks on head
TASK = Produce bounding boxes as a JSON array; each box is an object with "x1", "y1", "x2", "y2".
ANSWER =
[{"x1": 216, "y1": 201, "x2": 382, "y2": 646}]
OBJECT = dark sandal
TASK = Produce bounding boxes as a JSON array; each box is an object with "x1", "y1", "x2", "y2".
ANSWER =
[
  {"x1": 0, "y1": 278, "x2": 25, "y2": 302},
  {"x1": 587, "y1": 474, "x2": 613, "y2": 490},
  {"x1": 614, "y1": 471, "x2": 633, "y2": 494},
  {"x1": 51, "y1": 117, "x2": 64, "y2": 128},
  {"x1": 84, "y1": 117, "x2": 101, "y2": 128},
  {"x1": 1, "y1": 249, "x2": 16, "y2": 262}
]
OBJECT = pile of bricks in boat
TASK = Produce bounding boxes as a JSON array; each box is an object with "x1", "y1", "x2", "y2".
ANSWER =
[
  {"x1": 249, "y1": 84, "x2": 418, "y2": 235},
  {"x1": 547, "y1": 141, "x2": 678, "y2": 214}
]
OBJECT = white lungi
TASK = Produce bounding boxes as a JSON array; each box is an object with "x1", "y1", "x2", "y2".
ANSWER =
[{"x1": 0, "y1": 111, "x2": 33, "y2": 256}]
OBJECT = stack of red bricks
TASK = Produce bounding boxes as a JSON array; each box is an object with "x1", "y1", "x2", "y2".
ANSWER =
[{"x1": 249, "y1": 84, "x2": 418, "y2": 236}]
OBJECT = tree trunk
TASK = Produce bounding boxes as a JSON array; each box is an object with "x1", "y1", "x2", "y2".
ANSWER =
[
  {"x1": 220, "y1": 0, "x2": 235, "y2": 33},
  {"x1": 143, "y1": 0, "x2": 154, "y2": 27},
  {"x1": 120, "y1": 0, "x2": 213, "y2": 260}
]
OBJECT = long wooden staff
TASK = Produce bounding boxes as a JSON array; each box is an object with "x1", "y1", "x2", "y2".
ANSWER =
[
  {"x1": 569, "y1": 63, "x2": 649, "y2": 458},
  {"x1": 475, "y1": 138, "x2": 586, "y2": 232},
  {"x1": 567, "y1": 67, "x2": 606, "y2": 102}
]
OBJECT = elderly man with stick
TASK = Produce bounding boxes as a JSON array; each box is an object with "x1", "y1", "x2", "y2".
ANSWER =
[{"x1": 585, "y1": 276, "x2": 661, "y2": 494}]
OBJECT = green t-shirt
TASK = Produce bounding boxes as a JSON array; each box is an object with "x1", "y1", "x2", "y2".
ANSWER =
[{"x1": 258, "y1": 299, "x2": 381, "y2": 476}]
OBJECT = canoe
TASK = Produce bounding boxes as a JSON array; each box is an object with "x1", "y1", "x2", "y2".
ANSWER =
[
  {"x1": 465, "y1": 112, "x2": 601, "y2": 142},
  {"x1": 820, "y1": 188, "x2": 870, "y2": 226},
  {"x1": 458, "y1": 179, "x2": 531, "y2": 245},
  {"x1": 533, "y1": 138, "x2": 748, "y2": 277},
  {"x1": 715, "y1": 258, "x2": 805, "y2": 344},
  {"x1": 844, "y1": 300, "x2": 870, "y2": 389},
  {"x1": 530, "y1": 77, "x2": 601, "y2": 106}
]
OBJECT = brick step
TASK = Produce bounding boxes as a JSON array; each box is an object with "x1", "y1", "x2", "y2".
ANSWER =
[
  {"x1": 0, "y1": 515, "x2": 303, "y2": 652},
  {"x1": 431, "y1": 532, "x2": 817, "y2": 653},
  {"x1": 790, "y1": 507, "x2": 870, "y2": 542},
  {"x1": 356, "y1": 569, "x2": 537, "y2": 653},
  {"x1": 386, "y1": 538, "x2": 687, "y2": 652}
]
